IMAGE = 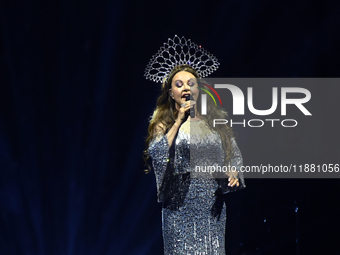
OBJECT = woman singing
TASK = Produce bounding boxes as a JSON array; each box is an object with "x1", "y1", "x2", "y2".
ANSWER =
[{"x1": 144, "y1": 35, "x2": 245, "y2": 254}]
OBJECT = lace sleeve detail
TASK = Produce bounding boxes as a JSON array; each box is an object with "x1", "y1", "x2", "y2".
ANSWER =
[{"x1": 148, "y1": 134, "x2": 169, "y2": 202}]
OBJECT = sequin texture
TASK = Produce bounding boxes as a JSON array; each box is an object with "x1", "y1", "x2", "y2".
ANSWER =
[{"x1": 148, "y1": 119, "x2": 245, "y2": 254}]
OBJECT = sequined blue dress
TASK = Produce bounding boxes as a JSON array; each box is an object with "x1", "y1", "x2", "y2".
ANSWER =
[{"x1": 148, "y1": 119, "x2": 245, "y2": 255}]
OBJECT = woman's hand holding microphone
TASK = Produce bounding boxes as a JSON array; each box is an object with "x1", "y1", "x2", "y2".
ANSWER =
[{"x1": 177, "y1": 95, "x2": 196, "y2": 123}]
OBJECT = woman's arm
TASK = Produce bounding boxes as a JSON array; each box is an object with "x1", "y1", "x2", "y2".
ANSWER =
[
  {"x1": 148, "y1": 117, "x2": 183, "y2": 202},
  {"x1": 148, "y1": 102, "x2": 193, "y2": 201},
  {"x1": 163, "y1": 100, "x2": 192, "y2": 147},
  {"x1": 165, "y1": 119, "x2": 182, "y2": 147},
  {"x1": 147, "y1": 130, "x2": 170, "y2": 202},
  {"x1": 221, "y1": 138, "x2": 246, "y2": 193},
  {"x1": 228, "y1": 138, "x2": 246, "y2": 188}
]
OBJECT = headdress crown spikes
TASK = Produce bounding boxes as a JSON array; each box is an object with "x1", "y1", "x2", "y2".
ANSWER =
[{"x1": 144, "y1": 35, "x2": 220, "y2": 83}]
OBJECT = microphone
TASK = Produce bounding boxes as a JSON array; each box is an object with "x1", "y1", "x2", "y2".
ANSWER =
[{"x1": 185, "y1": 95, "x2": 195, "y2": 118}]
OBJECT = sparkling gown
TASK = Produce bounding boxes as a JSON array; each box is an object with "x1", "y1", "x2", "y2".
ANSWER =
[{"x1": 148, "y1": 119, "x2": 245, "y2": 255}]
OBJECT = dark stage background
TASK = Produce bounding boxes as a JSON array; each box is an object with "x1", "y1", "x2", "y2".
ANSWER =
[{"x1": 1, "y1": 0, "x2": 340, "y2": 254}]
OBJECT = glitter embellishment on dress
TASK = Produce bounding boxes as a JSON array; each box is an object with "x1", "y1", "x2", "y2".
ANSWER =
[{"x1": 148, "y1": 120, "x2": 245, "y2": 254}]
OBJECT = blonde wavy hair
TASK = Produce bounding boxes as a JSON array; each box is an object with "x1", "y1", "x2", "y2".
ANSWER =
[{"x1": 144, "y1": 65, "x2": 235, "y2": 173}]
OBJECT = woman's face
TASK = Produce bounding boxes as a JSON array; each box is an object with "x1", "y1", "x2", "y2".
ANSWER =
[{"x1": 170, "y1": 71, "x2": 199, "y2": 108}]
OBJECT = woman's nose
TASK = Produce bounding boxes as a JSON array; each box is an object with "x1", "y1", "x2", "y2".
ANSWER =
[{"x1": 183, "y1": 82, "x2": 190, "y2": 90}]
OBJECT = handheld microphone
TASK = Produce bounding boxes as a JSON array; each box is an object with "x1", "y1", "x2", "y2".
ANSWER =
[{"x1": 185, "y1": 95, "x2": 195, "y2": 118}]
